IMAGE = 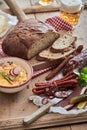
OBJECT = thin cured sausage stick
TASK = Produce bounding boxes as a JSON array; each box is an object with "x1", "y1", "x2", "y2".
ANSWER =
[
  {"x1": 53, "y1": 79, "x2": 78, "y2": 86},
  {"x1": 35, "y1": 71, "x2": 73, "y2": 87},
  {"x1": 60, "y1": 74, "x2": 77, "y2": 81},
  {"x1": 35, "y1": 82, "x2": 52, "y2": 87},
  {"x1": 52, "y1": 73, "x2": 77, "y2": 83},
  {"x1": 32, "y1": 88, "x2": 44, "y2": 94},
  {"x1": 35, "y1": 75, "x2": 77, "y2": 87},
  {"x1": 34, "y1": 82, "x2": 77, "y2": 92},
  {"x1": 33, "y1": 82, "x2": 78, "y2": 95},
  {"x1": 33, "y1": 71, "x2": 78, "y2": 95},
  {"x1": 33, "y1": 79, "x2": 78, "y2": 94},
  {"x1": 35, "y1": 72, "x2": 77, "y2": 87},
  {"x1": 61, "y1": 71, "x2": 76, "y2": 79},
  {"x1": 46, "y1": 56, "x2": 72, "y2": 80}
]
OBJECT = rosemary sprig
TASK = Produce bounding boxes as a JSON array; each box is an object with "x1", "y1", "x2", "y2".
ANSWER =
[{"x1": 0, "y1": 72, "x2": 12, "y2": 85}]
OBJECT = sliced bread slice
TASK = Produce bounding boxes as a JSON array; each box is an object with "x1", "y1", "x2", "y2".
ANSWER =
[
  {"x1": 37, "y1": 45, "x2": 76, "y2": 61},
  {"x1": 51, "y1": 32, "x2": 77, "y2": 53}
]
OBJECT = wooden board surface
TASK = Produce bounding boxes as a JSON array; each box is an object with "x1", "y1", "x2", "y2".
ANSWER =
[
  {"x1": 0, "y1": 0, "x2": 60, "y2": 14},
  {"x1": 0, "y1": 0, "x2": 87, "y2": 14},
  {"x1": 0, "y1": 0, "x2": 87, "y2": 129}
]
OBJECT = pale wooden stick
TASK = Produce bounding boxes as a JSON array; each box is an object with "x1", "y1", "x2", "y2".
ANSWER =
[{"x1": 4, "y1": 0, "x2": 28, "y2": 21}]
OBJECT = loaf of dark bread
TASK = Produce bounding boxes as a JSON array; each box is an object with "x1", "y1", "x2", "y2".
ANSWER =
[{"x1": 2, "y1": 18, "x2": 59, "y2": 59}]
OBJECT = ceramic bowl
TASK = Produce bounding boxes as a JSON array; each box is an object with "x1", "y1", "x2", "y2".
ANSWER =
[{"x1": 0, "y1": 57, "x2": 33, "y2": 93}]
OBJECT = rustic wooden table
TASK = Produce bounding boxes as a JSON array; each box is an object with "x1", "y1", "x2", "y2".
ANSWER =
[{"x1": 0, "y1": 0, "x2": 87, "y2": 130}]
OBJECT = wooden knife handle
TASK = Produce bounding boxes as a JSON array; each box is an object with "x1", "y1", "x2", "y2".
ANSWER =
[
  {"x1": 4, "y1": 0, "x2": 28, "y2": 21},
  {"x1": 23, "y1": 101, "x2": 55, "y2": 126}
]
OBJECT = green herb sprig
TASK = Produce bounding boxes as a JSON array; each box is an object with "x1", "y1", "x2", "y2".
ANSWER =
[
  {"x1": 0, "y1": 72, "x2": 12, "y2": 85},
  {"x1": 73, "y1": 67, "x2": 87, "y2": 87}
]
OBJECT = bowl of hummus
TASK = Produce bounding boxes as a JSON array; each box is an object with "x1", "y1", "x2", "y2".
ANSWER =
[{"x1": 0, "y1": 57, "x2": 33, "y2": 93}]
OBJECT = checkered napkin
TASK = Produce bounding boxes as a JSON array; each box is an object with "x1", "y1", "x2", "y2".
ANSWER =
[{"x1": 45, "y1": 16, "x2": 73, "y2": 31}]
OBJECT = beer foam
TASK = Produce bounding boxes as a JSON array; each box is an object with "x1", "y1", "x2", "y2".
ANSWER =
[{"x1": 60, "y1": 0, "x2": 82, "y2": 13}]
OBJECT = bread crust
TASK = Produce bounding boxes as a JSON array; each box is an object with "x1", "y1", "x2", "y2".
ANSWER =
[
  {"x1": 37, "y1": 45, "x2": 76, "y2": 61},
  {"x1": 2, "y1": 19, "x2": 59, "y2": 59},
  {"x1": 37, "y1": 32, "x2": 77, "y2": 61}
]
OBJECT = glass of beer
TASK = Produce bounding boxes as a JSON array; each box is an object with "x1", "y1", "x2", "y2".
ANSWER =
[
  {"x1": 39, "y1": 0, "x2": 54, "y2": 6},
  {"x1": 59, "y1": 0, "x2": 83, "y2": 26}
]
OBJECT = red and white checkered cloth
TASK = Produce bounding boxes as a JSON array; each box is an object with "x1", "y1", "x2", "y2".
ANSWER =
[{"x1": 45, "y1": 16, "x2": 73, "y2": 31}]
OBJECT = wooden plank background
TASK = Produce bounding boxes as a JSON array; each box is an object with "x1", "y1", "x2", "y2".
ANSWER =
[
  {"x1": 0, "y1": 0, "x2": 87, "y2": 14},
  {"x1": 0, "y1": 0, "x2": 87, "y2": 129}
]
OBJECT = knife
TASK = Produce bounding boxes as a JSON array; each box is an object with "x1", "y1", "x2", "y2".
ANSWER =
[
  {"x1": 31, "y1": 60, "x2": 60, "y2": 78},
  {"x1": 23, "y1": 98, "x2": 62, "y2": 125}
]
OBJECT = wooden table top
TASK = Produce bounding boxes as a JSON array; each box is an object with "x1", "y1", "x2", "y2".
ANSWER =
[{"x1": 0, "y1": 0, "x2": 87, "y2": 130}]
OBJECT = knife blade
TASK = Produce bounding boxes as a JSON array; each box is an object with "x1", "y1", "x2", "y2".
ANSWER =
[
  {"x1": 32, "y1": 60, "x2": 60, "y2": 78},
  {"x1": 23, "y1": 98, "x2": 62, "y2": 125},
  {"x1": 32, "y1": 60, "x2": 60, "y2": 72}
]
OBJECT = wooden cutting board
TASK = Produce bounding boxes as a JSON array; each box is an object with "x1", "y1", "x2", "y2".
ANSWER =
[
  {"x1": 1, "y1": 0, "x2": 87, "y2": 14},
  {"x1": 1, "y1": 0, "x2": 60, "y2": 14}
]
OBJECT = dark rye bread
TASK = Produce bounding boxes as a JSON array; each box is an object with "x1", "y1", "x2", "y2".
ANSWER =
[{"x1": 2, "y1": 19, "x2": 59, "y2": 59}]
